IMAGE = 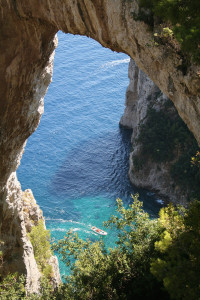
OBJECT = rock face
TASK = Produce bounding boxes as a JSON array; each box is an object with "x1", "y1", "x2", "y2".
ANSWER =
[
  {"x1": 0, "y1": 8, "x2": 58, "y2": 290},
  {"x1": 22, "y1": 189, "x2": 61, "y2": 290},
  {"x1": 0, "y1": 0, "x2": 200, "y2": 292},
  {"x1": 120, "y1": 59, "x2": 163, "y2": 136},
  {"x1": 22, "y1": 190, "x2": 44, "y2": 233},
  {"x1": 0, "y1": 184, "x2": 61, "y2": 293},
  {"x1": 0, "y1": 173, "x2": 41, "y2": 292},
  {"x1": 120, "y1": 59, "x2": 188, "y2": 204}
]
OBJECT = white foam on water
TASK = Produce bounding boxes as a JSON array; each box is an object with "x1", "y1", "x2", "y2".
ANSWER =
[
  {"x1": 51, "y1": 228, "x2": 67, "y2": 232},
  {"x1": 147, "y1": 192, "x2": 155, "y2": 196},
  {"x1": 156, "y1": 199, "x2": 164, "y2": 205},
  {"x1": 72, "y1": 228, "x2": 80, "y2": 232},
  {"x1": 72, "y1": 228, "x2": 97, "y2": 235},
  {"x1": 45, "y1": 218, "x2": 86, "y2": 226},
  {"x1": 101, "y1": 58, "x2": 130, "y2": 69},
  {"x1": 45, "y1": 217, "x2": 67, "y2": 222}
]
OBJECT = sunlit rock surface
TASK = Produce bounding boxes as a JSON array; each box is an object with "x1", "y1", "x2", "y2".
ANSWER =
[{"x1": 0, "y1": 0, "x2": 200, "y2": 291}]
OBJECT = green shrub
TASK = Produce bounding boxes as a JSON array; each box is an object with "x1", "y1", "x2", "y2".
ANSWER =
[
  {"x1": 171, "y1": 151, "x2": 200, "y2": 200},
  {"x1": 53, "y1": 197, "x2": 200, "y2": 299},
  {"x1": 135, "y1": 105, "x2": 200, "y2": 200},
  {"x1": 151, "y1": 201, "x2": 200, "y2": 299},
  {"x1": 28, "y1": 220, "x2": 53, "y2": 279},
  {"x1": 53, "y1": 195, "x2": 168, "y2": 299},
  {"x1": 137, "y1": 0, "x2": 200, "y2": 63},
  {"x1": 132, "y1": 155, "x2": 144, "y2": 171},
  {"x1": 1, "y1": 198, "x2": 200, "y2": 299},
  {"x1": 191, "y1": 151, "x2": 200, "y2": 167},
  {"x1": 0, "y1": 273, "x2": 26, "y2": 300},
  {"x1": 137, "y1": 107, "x2": 187, "y2": 163}
]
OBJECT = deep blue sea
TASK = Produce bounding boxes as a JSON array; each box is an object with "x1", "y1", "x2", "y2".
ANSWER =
[{"x1": 17, "y1": 32, "x2": 163, "y2": 277}]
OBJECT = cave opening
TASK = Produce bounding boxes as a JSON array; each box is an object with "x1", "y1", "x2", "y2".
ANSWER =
[{"x1": 16, "y1": 31, "x2": 162, "y2": 276}]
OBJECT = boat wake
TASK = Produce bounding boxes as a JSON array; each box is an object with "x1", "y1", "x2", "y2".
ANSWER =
[{"x1": 101, "y1": 58, "x2": 130, "y2": 70}]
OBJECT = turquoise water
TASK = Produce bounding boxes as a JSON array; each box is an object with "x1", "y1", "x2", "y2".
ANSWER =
[{"x1": 17, "y1": 32, "x2": 163, "y2": 277}]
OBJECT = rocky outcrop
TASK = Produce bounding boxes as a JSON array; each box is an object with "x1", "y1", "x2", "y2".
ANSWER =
[
  {"x1": 120, "y1": 59, "x2": 164, "y2": 137},
  {"x1": 22, "y1": 189, "x2": 61, "y2": 289},
  {"x1": 0, "y1": 174, "x2": 42, "y2": 292},
  {"x1": 120, "y1": 59, "x2": 195, "y2": 204},
  {"x1": 0, "y1": 0, "x2": 200, "y2": 292},
  {"x1": 22, "y1": 189, "x2": 44, "y2": 233},
  {"x1": 0, "y1": 186, "x2": 61, "y2": 293},
  {"x1": 0, "y1": 13, "x2": 58, "y2": 290}
]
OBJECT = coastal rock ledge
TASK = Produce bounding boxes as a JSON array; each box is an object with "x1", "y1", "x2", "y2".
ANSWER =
[{"x1": 0, "y1": 0, "x2": 200, "y2": 292}]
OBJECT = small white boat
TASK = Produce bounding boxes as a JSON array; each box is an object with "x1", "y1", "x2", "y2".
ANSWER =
[{"x1": 91, "y1": 226, "x2": 107, "y2": 236}]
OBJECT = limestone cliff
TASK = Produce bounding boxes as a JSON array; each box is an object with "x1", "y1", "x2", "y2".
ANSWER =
[
  {"x1": 22, "y1": 189, "x2": 61, "y2": 290},
  {"x1": 0, "y1": 173, "x2": 41, "y2": 292},
  {"x1": 120, "y1": 59, "x2": 163, "y2": 136},
  {"x1": 0, "y1": 0, "x2": 200, "y2": 292},
  {"x1": 120, "y1": 59, "x2": 198, "y2": 204},
  {"x1": 0, "y1": 185, "x2": 61, "y2": 292}
]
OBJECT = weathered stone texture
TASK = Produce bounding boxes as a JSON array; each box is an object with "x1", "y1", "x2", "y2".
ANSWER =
[
  {"x1": 0, "y1": 0, "x2": 200, "y2": 292},
  {"x1": 120, "y1": 59, "x2": 194, "y2": 204}
]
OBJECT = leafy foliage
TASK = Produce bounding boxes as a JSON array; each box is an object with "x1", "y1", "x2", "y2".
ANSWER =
[
  {"x1": 28, "y1": 220, "x2": 53, "y2": 279},
  {"x1": 31, "y1": 277, "x2": 57, "y2": 300},
  {"x1": 53, "y1": 194, "x2": 168, "y2": 300},
  {"x1": 170, "y1": 150, "x2": 200, "y2": 200},
  {"x1": 136, "y1": 107, "x2": 179, "y2": 163},
  {"x1": 191, "y1": 151, "x2": 200, "y2": 168},
  {"x1": 151, "y1": 201, "x2": 200, "y2": 299},
  {"x1": 1, "y1": 198, "x2": 200, "y2": 299},
  {"x1": 0, "y1": 273, "x2": 26, "y2": 300},
  {"x1": 138, "y1": 0, "x2": 200, "y2": 63},
  {"x1": 0, "y1": 274, "x2": 57, "y2": 300}
]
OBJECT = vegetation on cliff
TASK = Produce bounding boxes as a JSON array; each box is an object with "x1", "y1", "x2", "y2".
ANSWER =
[
  {"x1": 132, "y1": 100, "x2": 200, "y2": 201},
  {"x1": 136, "y1": 0, "x2": 200, "y2": 63},
  {"x1": 1, "y1": 196, "x2": 200, "y2": 299},
  {"x1": 151, "y1": 201, "x2": 200, "y2": 300},
  {"x1": 0, "y1": 273, "x2": 26, "y2": 299},
  {"x1": 28, "y1": 220, "x2": 53, "y2": 280},
  {"x1": 53, "y1": 194, "x2": 168, "y2": 300}
]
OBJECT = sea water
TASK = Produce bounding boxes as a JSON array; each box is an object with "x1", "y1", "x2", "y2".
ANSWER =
[{"x1": 17, "y1": 31, "x2": 163, "y2": 277}]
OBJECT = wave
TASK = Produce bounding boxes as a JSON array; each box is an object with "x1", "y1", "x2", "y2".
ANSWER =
[
  {"x1": 72, "y1": 228, "x2": 97, "y2": 235},
  {"x1": 101, "y1": 58, "x2": 130, "y2": 69},
  {"x1": 51, "y1": 228, "x2": 67, "y2": 232},
  {"x1": 45, "y1": 218, "x2": 87, "y2": 226},
  {"x1": 156, "y1": 199, "x2": 164, "y2": 205},
  {"x1": 50, "y1": 227, "x2": 97, "y2": 236}
]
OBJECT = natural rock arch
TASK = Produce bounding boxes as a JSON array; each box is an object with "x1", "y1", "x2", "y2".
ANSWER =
[{"x1": 0, "y1": 0, "x2": 200, "y2": 292}]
